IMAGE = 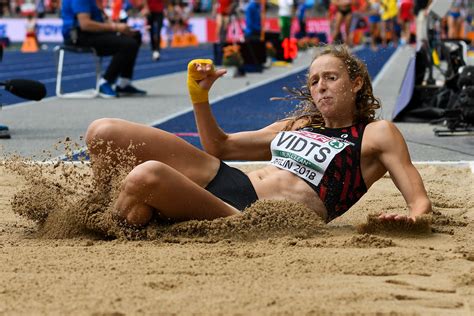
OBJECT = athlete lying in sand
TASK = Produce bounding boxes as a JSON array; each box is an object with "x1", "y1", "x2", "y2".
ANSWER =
[{"x1": 84, "y1": 44, "x2": 432, "y2": 226}]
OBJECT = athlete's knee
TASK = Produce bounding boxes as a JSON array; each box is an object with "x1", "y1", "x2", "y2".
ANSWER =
[
  {"x1": 85, "y1": 118, "x2": 122, "y2": 150},
  {"x1": 122, "y1": 161, "x2": 168, "y2": 196}
]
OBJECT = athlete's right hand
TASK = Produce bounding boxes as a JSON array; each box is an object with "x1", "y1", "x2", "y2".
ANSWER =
[{"x1": 187, "y1": 59, "x2": 227, "y2": 104}]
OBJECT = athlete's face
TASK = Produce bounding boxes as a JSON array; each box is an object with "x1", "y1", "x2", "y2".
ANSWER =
[{"x1": 308, "y1": 55, "x2": 362, "y2": 125}]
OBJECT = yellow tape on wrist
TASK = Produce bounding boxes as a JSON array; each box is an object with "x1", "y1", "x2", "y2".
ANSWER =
[{"x1": 187, "y1": 59, "x2": 214, "y2": 104}]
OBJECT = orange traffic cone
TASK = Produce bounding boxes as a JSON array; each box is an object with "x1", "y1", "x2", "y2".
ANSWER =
[{"x1": 21, "y1": 34, "x2": 39, "y2": 53}]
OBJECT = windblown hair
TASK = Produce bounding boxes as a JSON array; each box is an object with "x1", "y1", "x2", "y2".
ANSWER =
[{"x1": 282, "y1": 44, "x2": 381, "y2": 130}]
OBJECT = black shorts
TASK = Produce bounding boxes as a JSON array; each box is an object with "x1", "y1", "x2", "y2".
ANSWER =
[
  {"x1": 337, "y1": 5, "x2": 352, "y2": 17},
  {"x1": 205, "y1": 161, "x2": 258, "y2": 211}
]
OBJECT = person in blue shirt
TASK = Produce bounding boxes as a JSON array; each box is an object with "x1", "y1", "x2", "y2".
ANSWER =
[
  {"x1": 61, "y1": 0, "x2": 146, "y2": 98},
  {"x1": 244, "y1": 0, "x2": 261, "y2": 42}
]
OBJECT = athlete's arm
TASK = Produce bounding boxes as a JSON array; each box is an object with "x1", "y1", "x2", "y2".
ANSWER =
[
  {"x1": 370, "y1": 120, "x2": 432, "y2": 222},
  {"x1": 187, "y1": 59, "x2": 287, "y2": 161}
]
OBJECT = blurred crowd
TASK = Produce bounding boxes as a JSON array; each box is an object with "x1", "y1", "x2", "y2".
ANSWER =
[
  {"x1": 0, "y1": 0, "x2": 331, "y2": 19},
  {"x1": 1, "y1": 0, "x2": 473, "y2": 49},
  {"x1": 327, "y1": 0, "x2": 474, "y2": 49},
  {"x1": 0, "y1": 0, "x2": 59, "y2": 17}
]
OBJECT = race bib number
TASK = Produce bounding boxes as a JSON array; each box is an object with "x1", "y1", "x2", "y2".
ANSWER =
[{"x1": 270, "y1": 131, "x2": 351, "y2": 186}]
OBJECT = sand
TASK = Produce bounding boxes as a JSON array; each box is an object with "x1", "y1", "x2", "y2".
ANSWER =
[{"x1": 0, "y1": 154, "x2": 473, "y2": 315}]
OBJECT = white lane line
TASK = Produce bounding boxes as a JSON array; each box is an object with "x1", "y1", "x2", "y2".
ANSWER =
[{"x1": 26, "y1": 159, "x2": 474, "y2": 174}]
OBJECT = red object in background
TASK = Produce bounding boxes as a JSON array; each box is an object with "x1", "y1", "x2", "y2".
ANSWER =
[
  {"x1": 111, "y1": 0, "x2": 122, "y2": 20},
  {"x1": 282, "y1": 38, "x2": 297, "y2": 59},
  {"x1": 129, "y1": 0, "x2": 145, "y2": 6},
  {"x1": 19, "y1": 0, "x2": 36, "y2": 17}
]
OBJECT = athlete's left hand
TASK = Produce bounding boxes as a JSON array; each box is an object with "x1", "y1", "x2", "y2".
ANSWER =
[{"x1": 378, "y1": 213, "x2": 417, "y2": 223}]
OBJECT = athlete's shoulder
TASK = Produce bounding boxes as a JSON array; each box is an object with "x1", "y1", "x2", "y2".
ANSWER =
[
  {"x1": 365, "y1": 120, "x2": 406, "y2": 148},
  {"x1": 365, "y1": 119, "x2": 398, "y2": 133}
]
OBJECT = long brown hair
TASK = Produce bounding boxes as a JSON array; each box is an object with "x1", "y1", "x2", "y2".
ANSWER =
[{"x1": 282, "y1": 44, "x2": 381, "y2": 130}]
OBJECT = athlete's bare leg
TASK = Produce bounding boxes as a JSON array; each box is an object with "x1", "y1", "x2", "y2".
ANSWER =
[
  {"x1": 115, "y1": 161, "x2": 240, "y2": 226},
  {"x1": 216, "y1": 14, "x2": 229, "y2": 43},
  {"x1": 344, "y1": 13, "x2": 353, "y2": 46},
  {"x1": 85, "y1": 118, "x2": 220, "y2": 187},
  {"x1": 332, "y1": 12, "x2": 343, "y2": 43},
  {"x1": 447, "y1": 15, "x2": 462, "y2": 39}
]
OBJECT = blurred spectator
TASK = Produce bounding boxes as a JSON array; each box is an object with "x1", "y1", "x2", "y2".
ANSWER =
[
  {"x1": 104, "y1": 0, "x2": 134, "y2": 22},
  {"x1": 279, "y1": 0, "x2": 297, "y2": 40},
  {"x1": 142, "y1": 0, "x2": 167, "y2": 61},
  {"x1": 330, "y1": 0, "x2": 354, "y2": 44},
  {"x1": 348, "y1": 0, "x2": 367, "y2": 46},
  {"x1": 244, "y1": 0, "x2": 261, "y2": 41},
  {"x1": 36, "y1": 0, "x2": 45, "y2": 17},
  {"x1": 50, "y1": 0, "x2": 60, "y2": 13},
  {"x1": 195, "y1": 0, "x2": 213, "y2": 12},
  {"x1": 367, "y1": 0, "x2": 382, "y2": 49},
  {"x1": 0, "y1": 0, "x2": 10, "y2": 16},
  {"x1": 398, "y1": 0, "x2": 414, "y2": 45},
  {"x1": 414, "y1": 0, "x2": 431, "y2": 48},
  {"x1": 315, "y1": 0, "x2": 331, "y2": 14},
  {"x1": 25, "y1": 14, "x2": 39, "y2": 47},
  {"x1": 447, "y1": 0, "x2": 468, "y2": 39},
  {"x1": 167, "y1": 0, "x2": 193, "y2": 35},
  {"x1": 213, "y1": 0, "x2": 236, "y2": 43},
  {"x1": 296, "y1": 0, "x2": 308, "y2": 38},
  {"x1": 61, "y1": 0, "x2": 146, "y2": 98},
  {"x1": 20, "y1": 0, "x2": 37, "y2": 16},
  {"x1": 381, "y1": 0, "x2": 399, "y2": 46}
]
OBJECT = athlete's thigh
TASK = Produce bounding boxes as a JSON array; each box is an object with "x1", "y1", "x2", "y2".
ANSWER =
[
  {"x1": 334, "y1": 12, "x2": 343, "y2": 28},
  {"x1": 101, "y1": 119, "x2": 220, "y2": 185},
  {"x1": 216, "y1": 14, "x2": 223, "y2": 28},
  {"x1": 137, "y1": 161, "x2": 240, "y2": 221},
  {"x1": 344, "y1": 14, "x2": 352, "y2": 30}
]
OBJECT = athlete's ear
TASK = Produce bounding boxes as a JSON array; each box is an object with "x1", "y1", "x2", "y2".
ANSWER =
[{"x1": 352, "y1": 76, "x2": 363, "y2": 94}]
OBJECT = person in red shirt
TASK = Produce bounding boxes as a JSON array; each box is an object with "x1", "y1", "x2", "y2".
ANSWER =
[
  {"x1": 213, "y1": 0, "x2": 235, "y2": 43},
  {"x1": 398, "y1": 0, "x2": 414, "y2": 45},
  {"x1": 142, "y1": 0, "x2": 167, "y2": 61}
]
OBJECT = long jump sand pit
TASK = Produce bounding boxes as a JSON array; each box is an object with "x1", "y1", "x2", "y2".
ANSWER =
[{"x1": 0, "y1": 156, "x2": 473, "y2": 315}]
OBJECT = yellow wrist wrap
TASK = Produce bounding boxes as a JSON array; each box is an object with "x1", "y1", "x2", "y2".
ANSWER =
[{"x1": 187, "y1": 59, "x2": 214, "y2": 104}]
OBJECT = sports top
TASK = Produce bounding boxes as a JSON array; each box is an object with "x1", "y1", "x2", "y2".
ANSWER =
[
  {"x1": 147, "y1": 0, "x2": 165, "y2": 13},
  {"x1": 270, "y1": 122, "x2": 368, "y2": 222}
]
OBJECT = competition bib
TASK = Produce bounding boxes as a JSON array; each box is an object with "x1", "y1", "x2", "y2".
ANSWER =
[{"x1": 270, "y1": 131, "x2": 351, "y2": 186}]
